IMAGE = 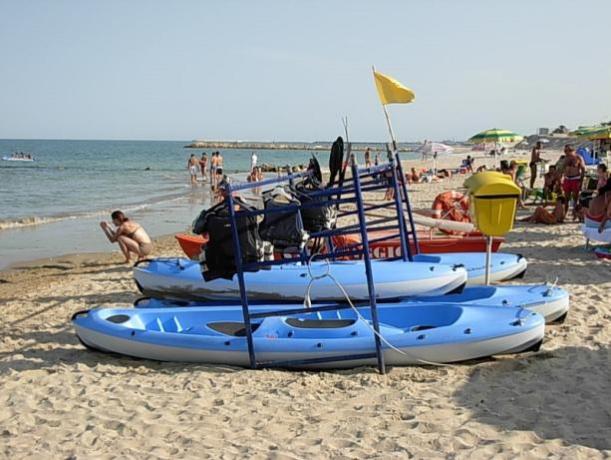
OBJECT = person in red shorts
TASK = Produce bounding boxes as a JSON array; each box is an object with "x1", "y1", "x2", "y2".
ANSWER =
[{"x1": 561, "y1": 145, "x2": 585, "y2": 216}]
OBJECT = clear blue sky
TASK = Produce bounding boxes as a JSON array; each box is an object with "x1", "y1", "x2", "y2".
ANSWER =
[{"x1": 0, "y1": 0, "x2": 609, "y2": 142}]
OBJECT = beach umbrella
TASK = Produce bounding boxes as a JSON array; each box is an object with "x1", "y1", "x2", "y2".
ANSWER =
[
  {"x1": 420, "y1": 142, "x2": 454, "y2": 155},
  {"x1": 586, "y1": 125, "x2": 611, "y2": 140},
  {"x1": 420, "y1": 142, "x2": 453, "y2": 173},
  {"x1": 570, "y1": 125, "x2": 602, "y2": 138},
  {"x1": 469, "y1": 128, "x2": 523, "y2": 166},
  {"x1": 469, "y1": 128, "x2": 523, "y2": 145}
]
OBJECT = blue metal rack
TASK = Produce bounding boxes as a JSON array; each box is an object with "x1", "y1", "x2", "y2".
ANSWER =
[{"x1": 223, "y1": 151, "x2": 415, "y2": 373}]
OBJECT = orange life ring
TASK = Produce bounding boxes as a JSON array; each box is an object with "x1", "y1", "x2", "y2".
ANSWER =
[{"x1": 431, "y1": 191, "x2": 471, "y2": 234}]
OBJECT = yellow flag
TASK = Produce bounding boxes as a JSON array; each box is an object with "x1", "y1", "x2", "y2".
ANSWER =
[{"x1": 373, "y1": 70, "x2": 415, "y2": 105}]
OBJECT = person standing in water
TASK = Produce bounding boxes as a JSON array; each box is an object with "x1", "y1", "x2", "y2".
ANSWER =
[
  {"x1": 250, "y1": 151, "x2": 258, "y2": 173},
  {"x1": 209, "y1": 152, "x2": 216, "y2": 189},
  {"x1": 100, "y1": 210, "x2": 153, "y2": 264},
  {"x1": 199, "y1": 152, "x2": 208, "y2": 181},
  {"x1": 215, "y1": 151, "x2": 224, "y2": 187},
  {"x1": 187, "y1": 154, "x2": 199, "y2": 185}
]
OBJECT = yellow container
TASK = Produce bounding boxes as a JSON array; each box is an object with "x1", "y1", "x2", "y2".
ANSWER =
[{"x1": 464, "y1": 172, "x2": 520, "y2": 236}]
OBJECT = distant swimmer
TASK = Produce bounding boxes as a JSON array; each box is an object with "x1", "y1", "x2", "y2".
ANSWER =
[
  {"x1": 188, "y1": 154, "x2": 199, "y2": 185},
  {"x1": 100, "y1": 210, "x2": 153, "y2": 264}
]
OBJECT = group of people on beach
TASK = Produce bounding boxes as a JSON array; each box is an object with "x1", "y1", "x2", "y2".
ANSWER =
[
  {"x1": 518, "y1": 142, "x2": 611, "y2": 228},
  {"x1": 188, "y1": 151, "x2": 225, "y2": 188}
]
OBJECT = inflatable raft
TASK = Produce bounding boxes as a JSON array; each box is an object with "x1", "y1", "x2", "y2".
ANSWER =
[
  {"x1": 72, "y1": 303, "x2": 544, "y2": 368},
  {"x1": 133, "y1": 258, "x2": 468, "y2": 302}
]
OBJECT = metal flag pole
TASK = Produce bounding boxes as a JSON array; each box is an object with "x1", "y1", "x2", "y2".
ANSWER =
[{"x1": 484, "y1": 235, "x2": 492, "y2": 285}]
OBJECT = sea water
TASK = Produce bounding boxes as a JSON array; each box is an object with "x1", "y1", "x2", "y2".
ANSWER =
[{"x1": 0, "y1": 139, "x2": 315, "y2": 269}]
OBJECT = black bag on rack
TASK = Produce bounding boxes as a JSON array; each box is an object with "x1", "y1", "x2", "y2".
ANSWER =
[
  {"x1": 259, "y1": 191, "x2": 304, "y2": 250},
  {"x1": 293, "y1": 185, "x2": 337, "y2": 233},
  {"x1": 192, "y1": 198, "x2": 263, "y2": 281}
]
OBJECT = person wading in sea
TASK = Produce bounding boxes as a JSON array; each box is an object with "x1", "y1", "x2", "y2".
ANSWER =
[
  {"x1": 187, "y1": 154, "x2": 199, "y2": 185},
  {"x1": 199, "y1": 152, "x2": 208, "y2": 182}
]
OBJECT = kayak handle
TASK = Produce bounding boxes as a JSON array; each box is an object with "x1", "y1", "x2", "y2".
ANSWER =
[
  {"x1": 134, "y1": 258, "x2": 154, "y2": 267},
  {"x1": 71, "y1": 309, "x2": 90, "y2": 321},
  {"x1": 133, "y1": 297, "x2": 151, "y2": 307}
]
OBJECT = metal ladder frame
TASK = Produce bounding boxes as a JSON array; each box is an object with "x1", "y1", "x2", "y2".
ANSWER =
[{"x1": 222, "y1": 154, "x2": 413, "y2": 373}]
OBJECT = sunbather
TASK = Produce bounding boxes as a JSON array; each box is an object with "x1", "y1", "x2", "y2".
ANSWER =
[{"x1": 520, "y1": 197, "x2": 566, "y2": 225}]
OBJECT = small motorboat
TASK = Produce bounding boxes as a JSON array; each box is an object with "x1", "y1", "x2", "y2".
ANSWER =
[
  {"x1": 2, "y1": 155, "x2": 34, "y2": 162},
  {"x1": 72, "y1": 302, "x2": 545, "y2": 368},
  {"x1": 133, "y1": 258, "x2": 468, "y2": 302}
]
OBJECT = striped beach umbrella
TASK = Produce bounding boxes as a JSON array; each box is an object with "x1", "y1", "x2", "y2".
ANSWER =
[
  {"x1": 570, "y1": 125, "x2": 602, "y2": 137},
  {"x1": 468, "y1": 128, "x2": 523, "y2": 144},
  {"x1": 586, "y1": 125, "x2": 611, "y2": 140}
]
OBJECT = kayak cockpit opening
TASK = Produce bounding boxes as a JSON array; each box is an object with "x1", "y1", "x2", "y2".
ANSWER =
[{"x1": 207, "y1": 321, "x2": 262, "y2": 336}]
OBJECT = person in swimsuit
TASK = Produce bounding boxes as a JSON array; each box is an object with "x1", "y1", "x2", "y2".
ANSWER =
[
  {"x1": 561, "y1": 145, "x2": 586, "y2": 215},
  {"x1": 187, "y1": 154, "x2": 199, "y2": 185},
  {"x1": 596, "y1": 164, "x2": 608, "y2": 191},
  {"x1": 364, "y1": 148, "x2": 372, "y2": 168},
  {"x1": 100, "y1": 210, "x2": 153, "y2": 264},
  {"x1": 598, "y1": 194, "x2": 611, "y2": 233},
  {"x1": 199, "y1": 153, "x2": 208, "y2": 181},
  {"x1": 529, "y1": 141, "x2": 544, "y2": 189},
  {"x1": 520, "y1": 197, "x2": 567, "y2": 225},
  {"x1": 215, "y1": 151, "x2": 224, "y2": 184}
]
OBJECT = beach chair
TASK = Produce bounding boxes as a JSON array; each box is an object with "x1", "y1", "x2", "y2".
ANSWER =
[{"x1": 577, "y1": 147, "x2": 600, "y2": 166}]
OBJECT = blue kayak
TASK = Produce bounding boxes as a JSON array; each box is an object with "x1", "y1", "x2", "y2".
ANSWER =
[
  {"x1": 72, "y1": 302, "x2": 544, "y2": 368},
  {"x1": 135, "y1": 281, "x2": 569, "y2": 324},
  {"x1": 409, "y1": 284, "x2": 569, "y2": 324},
  {"x1": 133, "y1": 258, "x2": 468, "y2": 302},
  {"x1": 412, "y1": 252, "x2": 527, "y2": 285}
]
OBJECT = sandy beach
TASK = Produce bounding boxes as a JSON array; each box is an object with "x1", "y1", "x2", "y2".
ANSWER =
[{"x1": 1, "y1": 150, "x2": 610, "y2": 458}]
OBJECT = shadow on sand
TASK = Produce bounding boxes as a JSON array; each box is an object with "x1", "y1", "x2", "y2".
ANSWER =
[
  {"x1": 0, "y1": 325, "x2": 240, "y2": 377},
  {"x1": 453, "y1": 345, "x2": 611, "y2": 451}
]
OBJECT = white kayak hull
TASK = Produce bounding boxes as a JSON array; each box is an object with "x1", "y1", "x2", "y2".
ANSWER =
[
  {"x1": 73, "y1": 304, "x2": 545, "y2": 369},
  {"x1": 133, "y1": 258, "x2": 468, "y2": 302}
]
